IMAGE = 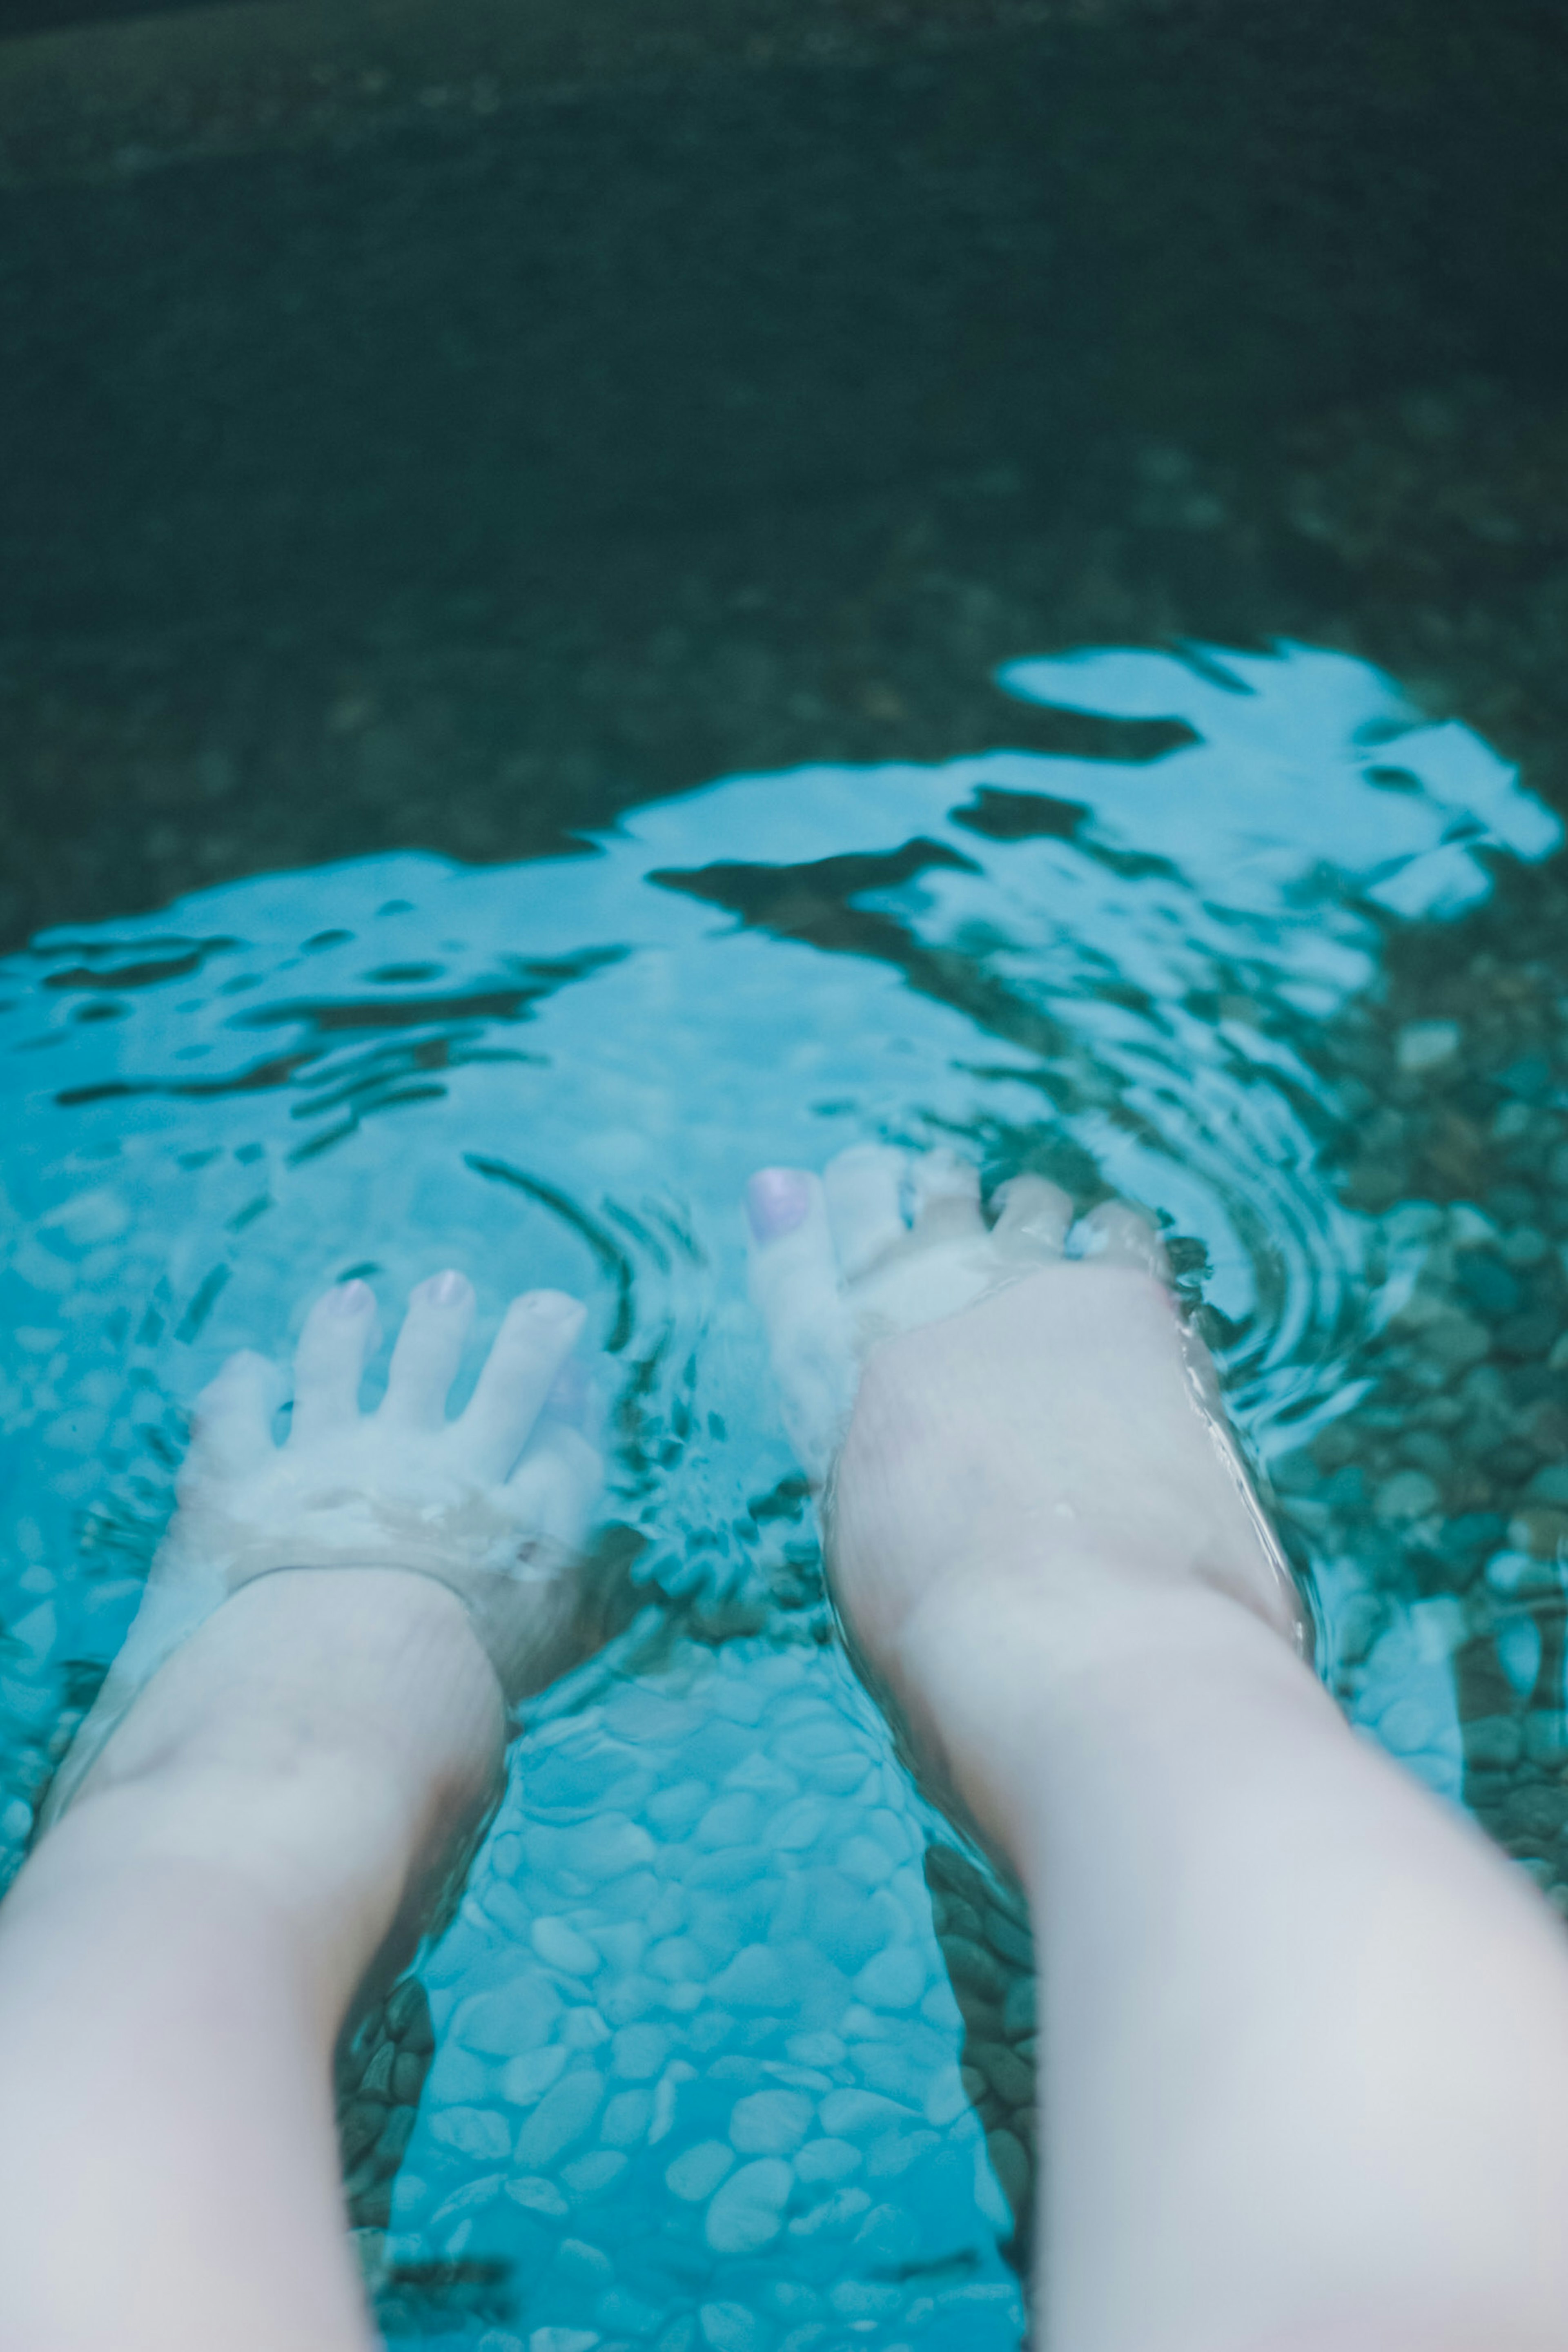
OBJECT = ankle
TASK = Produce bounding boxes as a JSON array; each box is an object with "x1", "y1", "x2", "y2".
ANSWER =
[
  {"x1": 48, "y1": 1569, "x2": 506, "y2": 2031},
  {"x1": 893, "y1": 1568, "x2": 1316, "y2": 1868}
]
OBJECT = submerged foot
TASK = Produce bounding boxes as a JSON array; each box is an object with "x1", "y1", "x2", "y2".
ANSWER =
[
  {"x1": 45, "y1": 1269, "x2": 605, "y2": 1825},
  {"x1": 746, "y1": 1145, "x2": 1302, "y2": 1730}
]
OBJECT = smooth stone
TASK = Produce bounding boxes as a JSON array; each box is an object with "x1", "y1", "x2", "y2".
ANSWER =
[
  {"x1": 1376, "y1": 1694, "x2": 1450, "y2": 1757},
  {"x1": 1002, "y1": 1975, "x2": 1037, "y2": 2038},
  {"x1": 507, "y1": 2176, "x2": 570, "y2": 2218},
  {"x1": 533, "y1": 1917, "x2": 602, "y2": 1979},
  {"x1": 1467, "y1": 1715, "x2": 1525, "y2": 1767},
  {"x1": 429, "y1": 2106, "x2": 512, "y2": 2162},
  {"x1": 786, "y1": 2031, "x2": 846, "y2": 2069},
  {"x1": 709, "y1": 1944, "x2": 791, "y2": 2008},
  {"x1": 698, "y1": 2302, "x2": 763, "y2": 2352},
  {"x1": 561, "y1": 2008, "x2": 610, "y2": 2051},
  {"x1": 986, "y1": 2126, "x2": 1032, "y2": 2212},
  {"x1": 1422, "y1": 1311, "x2": 1492, "y2": 1371},
  {"x1": 982, "y1": 1903, "x2": 1035, "y2": 1969},
  {"x1": 853, "y1": 1943, "x2": 927, "y2": 2010},
  {"x1": 695, "y1": 1793, "x2": 764, "y2": 1847},
  {"x1": 923, "y1": 2066, "x2": 969, "y2": 2128},
  {"x1": 939, "y1": 1935, "x2": 1007, "y2": 2003},
  {"x1": 831, "y1": 2278, "x2": 902, "y2": 2321},
  {"x1": 837, "y1": 1834, "x2": 899, "y2": 1889},
  {"x1": 786, "y1": 2186, "x2": 871, "y2": 2240},
  {"x1": 648, "y1": 1936, "x2": 708, "y2": 1984},
  {"x1": 528, "y1": 2331, "x2": 600, "y2": 2352},
  {"x1": 763, "y1": 1797, "x2": 831, "y2": 1852},
  {"x1": 500, "y1": 2047, "x2": 569, "y2": 2108},
  {"x1": 818, "y1": 2087, "x2": 916, "y2": 2137},
  {"x1": 561, "y1": 2151, "x2": 628, "y2": 2199},
  {"x1": 552, "y1": 2238, "x2": 614, "y2": 2289},
  {"x1": 456, "y1": 1979, "x2": 564, "y2": 2058},
  {"x1": 704, "y1": 2158, "x2": 794, "y2": 2254},
  {"x1": 729, "y1": 2088, "x2": 813, "y2": 2157},
  {"x1": 665, "y1": 2140, "x2": 735, "y2": 2203},
  {"x1": 513, "y1": 2069, "x2": 605, "y2": 2169},
  {"x1": 1396, "y1": 1019, "x2": 1461, "y2": 1074},
  {"x1": 571, "y1": 1813, "x2": 659, "y2": 1879},
  {"x1": 650, "y1": 2059, "x2": 698, "y2": 2144},
  {"x1": 612, "y1": 2021, "x2": 671, "y2": 2080},
  {"x1": 795, "y1": 2137, "x2": 861, "y2": 2183},
  {"x1": 866, "y1": 2127, "x2": 939, "y2": 2177},
  {"x1": 1374, "y1": 1471, "x2": 1441, "y2": 1523},
  {"x1": 601, "y1": 2088, "x2": 653, "y2": 2146},
  {"x1": 1525, "y1": 1464, "x2": 1568, "y2": 1507},
  {"x1": 973, "y1": 2039, "x2": 1034, "y2": 2107}
]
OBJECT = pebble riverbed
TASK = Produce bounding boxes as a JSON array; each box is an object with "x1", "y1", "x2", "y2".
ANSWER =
[{"x1": 0, "y1": 640, "x2": 1564, "y2": 2348}]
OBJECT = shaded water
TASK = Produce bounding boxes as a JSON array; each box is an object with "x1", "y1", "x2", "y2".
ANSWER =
[{"x1": 0, "y1": 639, "x2": 1564, "y2": 2348}]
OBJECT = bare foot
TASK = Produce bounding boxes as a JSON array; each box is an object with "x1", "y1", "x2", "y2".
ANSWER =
[
  {"x1": 44, "y1": 1271, "x2": 603, "y2": 1826},
  {"x1": 746, "y1": 1146, "x2": 1303, "y2": 1755}
]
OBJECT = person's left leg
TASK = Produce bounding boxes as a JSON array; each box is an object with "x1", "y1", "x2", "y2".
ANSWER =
[{"x1": 0, "y1": 1270, "x2": 601, "y2": 2352}]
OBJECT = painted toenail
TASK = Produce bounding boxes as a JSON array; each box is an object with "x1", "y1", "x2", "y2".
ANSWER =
[
  {"x1": 329, "y1": 1278, "x2": 373, "y2": 1315},
  {"x1": 746, "y1": 1168, "x2": 811, "y2": 1243},
  {"x1": 525, "y1": 1289, "x2": 583, "y2": 1322},
  {"x1": 430, "y1": 1269, "x2": 466, "y2": 1306}
]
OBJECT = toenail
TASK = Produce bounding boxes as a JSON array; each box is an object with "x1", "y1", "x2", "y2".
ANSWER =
[
  {"x1": 746, "y1": 1168, "x2": 811, "y2": 1243},
  {"x1": 329, "y1": 1278, "x2": 373, "y2": 1315},
  {"x1": 430, "y1": 1269, "x2": 467, "y2": 1306},
  {"x1": 525, "y1": 1289, "x2": 583, "y2": 1322}
]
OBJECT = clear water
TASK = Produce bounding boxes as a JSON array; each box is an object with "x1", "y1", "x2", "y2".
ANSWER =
[{"x1": 0, "y1": 638, "x2": 1562, "y2": 2350}]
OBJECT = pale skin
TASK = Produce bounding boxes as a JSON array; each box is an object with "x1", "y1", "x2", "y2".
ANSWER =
[{"x1": 0, "y1": 1153, "x2": 1566, "y2": 2352}]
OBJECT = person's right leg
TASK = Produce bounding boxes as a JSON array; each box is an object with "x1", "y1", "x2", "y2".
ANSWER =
[{"x1": 748, "y1": 1147, "x2": 1568, "y2": 2352}]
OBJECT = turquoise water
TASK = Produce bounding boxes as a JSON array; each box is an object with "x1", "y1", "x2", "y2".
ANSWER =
[{"x1": 0, "y1": 640, "x2": 1562, "y2": 2349}]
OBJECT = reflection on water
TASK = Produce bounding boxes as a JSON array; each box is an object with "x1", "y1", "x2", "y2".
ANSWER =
[{"x1": 0, "y1": 642, "x2": 1560, "y2": 2348}]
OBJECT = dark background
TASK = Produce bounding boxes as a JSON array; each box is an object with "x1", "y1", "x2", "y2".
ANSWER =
[{"x1": 1, "y1": 0, "x2": 1565, "y2": 942}]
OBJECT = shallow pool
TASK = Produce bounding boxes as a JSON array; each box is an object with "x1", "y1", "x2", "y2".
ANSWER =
[{"x1": 1, "y1": 635, "x2": 1565, "y2": 2347}]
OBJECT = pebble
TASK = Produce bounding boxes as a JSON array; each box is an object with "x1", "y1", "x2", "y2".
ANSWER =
[
  {"x1": 705, "y1": 2158, "x2": 795, "y2": 2253},
  {"x1": 698, "y1": 2303, "x2": 763, "y2": 2352},
  {"x1": 456, "y1": 1979, "x2": 564, "y2": 2058},
  {"x1": 666, "y1": 2141, "x2": 735, "y2": 2203},
  {"x1": 429, "y1": 2106, "x2": 512, "y2": 2162},
  {"x1": 500, "y1": 2047, "x2": 569, "y2": 2107},
  {"x1": 507, "y1": 2177, "x2": 570, "y2": 2219},
  {"x1": 730, "y1": 2088, "x2": 814, "y2": 2156},
  {"x1": 1396, "y1": 1018, "x2": 1461, "y2": 1073},
  {"x1": 513, "y1": 2069, "x2": 604, "y2": 2169},
  {"x1": 561, "y1": 2150, "x2": 628, "y2": 2198},
  {"x1": 819, "y1": 2088, "x2": 915, "y2": 2137},
  {"x1": 794, "y1": 2137, "x2": 861, "y2": 2183},
  {"x1": 532, "y1": 1917, "x2": 602, "y2": 1978},
  {"x1": 601, "y1": 2088, "x2": 653, "y2": 2145},
  {"x1": 611, "y1": 2021, "x2": 671, "y2": 2080},
  {"x1": 984, "y1": 2126, "x2": 1031, "y2": 2214},
  {"x1": 1373, "y1": 1471, "x2": 1442, "y2": 1523}
]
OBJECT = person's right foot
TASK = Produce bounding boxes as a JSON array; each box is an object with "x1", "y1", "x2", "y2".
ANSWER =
[{"x1": 745, "y1": 1146, "x2": 1304, "y2": 1740}]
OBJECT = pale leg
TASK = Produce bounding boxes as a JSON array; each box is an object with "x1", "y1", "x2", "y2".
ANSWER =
[
  {"x1": 0, "y1": 1270, "x2": 601, "y2": 2352},
  {"x1": 748, "y1": 1151, "x2": 1568, "y2": 2352}
]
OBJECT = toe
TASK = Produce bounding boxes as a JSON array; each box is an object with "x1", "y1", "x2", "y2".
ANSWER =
[
  {"x1": 381, "y1": 1269, "x2": 476, "y2": 1430},
  {"x1": 824, "y1": 1144, "x2": 909, "y2": 1279},
  {"x1": 1076, "y1": 1199, "x2": 1169, "y2": 1280},
  {"x1": 746, "y1": 1166, "x2": 842, "y2": 1342},
  {"x1": 745, "y1": 1166, "x2": 855, "y2": 1483},
  {"x1": 505, "y1": 1419, "x2": 604, "y2": 1554},
  {"x1": 186, "y1": 1348, "x2": 286, "y2": 1479},
  {"x1": 453, "y1": 1290, "x2": 587, "y2": 1482},
  {"x1": 290, "y1": 1279, "x2": 380, "y2": 1442},
  {"x1": 908, "y1": 1147, "x2": 985, "y2": 1244},
  {"x1": 991, "y1": 1174, "x2": 1074, "y2": 1261}
]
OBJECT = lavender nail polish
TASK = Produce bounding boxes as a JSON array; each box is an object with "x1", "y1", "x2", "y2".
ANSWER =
[{"x1": 746, "y1": 1168, "x2": 811, "y2": 1244}]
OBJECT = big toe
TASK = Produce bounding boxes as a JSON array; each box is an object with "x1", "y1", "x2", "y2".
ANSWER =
[{"x1": 745, "y1": 1165, "x2": 854, "y2": 1483}]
